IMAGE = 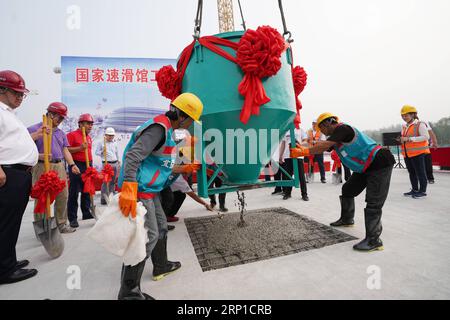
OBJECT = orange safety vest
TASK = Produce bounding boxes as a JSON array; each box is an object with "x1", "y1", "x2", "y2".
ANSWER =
[
  {"x1": 401, "y1": 121, "x2": 430, "y2": 158},
  {"x1": 307, "y1": 129, "x2": 322, "y2": 146}
]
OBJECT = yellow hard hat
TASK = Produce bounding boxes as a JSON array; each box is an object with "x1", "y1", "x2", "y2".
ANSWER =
[
  {"x1": 171, "y1": 93, "x2": 203, "y2": 124},
  {"x1": 316, "y1": 112, "x2": 339, "y2": 126},
  {"x1": 401, "y1": 105, "x2": 417, "y2": 115}
]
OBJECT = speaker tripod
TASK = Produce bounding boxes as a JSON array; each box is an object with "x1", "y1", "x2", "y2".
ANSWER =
[{"x1": 394, "y1": 146, "x2": 405, "y2": 169}]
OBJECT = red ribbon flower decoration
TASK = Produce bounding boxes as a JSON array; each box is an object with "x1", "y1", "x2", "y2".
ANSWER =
[
  {"x1": 155, "y1": 65, "x2": 182, "y2": 101},
  {"x1": 82, "y1": 167, "x2": 102, "y2": 195},
  {"x1": 236, "y1": 26, "x2": 286, "y2": 124},
  {"x1": 101, "y1": 164, "x2": 114, "y2": 184},
  {"x1": 31, "y1": 171, "x2": 66, "y2": 214},
  {"x1": 292, "y1": 66, "x2": 308, "y2": 129}
]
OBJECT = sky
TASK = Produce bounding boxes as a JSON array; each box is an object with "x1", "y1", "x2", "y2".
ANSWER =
[{"x1": 1, "y1": 0, "x2": 450, "y2": 130}]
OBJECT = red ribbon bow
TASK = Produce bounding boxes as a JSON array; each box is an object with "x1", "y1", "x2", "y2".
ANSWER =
[
  {"x1": 236, "y1": 26, "x2": 286, "y2": 124},
  {"x1": 81, "y1": 167, "x2": 102, "y2": 195},
  {"x1": 155, "y1": 65, "x2": 182, "y2": 101},
  {"x1": 292, "y1": 66, "x2": 308, "y2": 129},
  {"x1": 155, "y1": 26, "x2": 289, "y2": 125},
  {"x1": 101, "y1": 164, "x2": 114, "y2": 183},
  {"x1": 31, "y1": 171, "x2": 66, "y2": 214}
]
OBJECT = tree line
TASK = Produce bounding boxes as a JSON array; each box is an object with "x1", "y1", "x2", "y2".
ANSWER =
[{"x1": 364, "y1": 116, "x2": 450, "y2": 147}]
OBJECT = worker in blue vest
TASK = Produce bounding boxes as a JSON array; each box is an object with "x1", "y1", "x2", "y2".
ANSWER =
[
  {"x1": 290, "y1": 112, "x2": 395, "y2": 252},
  {"x1": 117, "y1": 93, "x2": 203, "y2": 300}
]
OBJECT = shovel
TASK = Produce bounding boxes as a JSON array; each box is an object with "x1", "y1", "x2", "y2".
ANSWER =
[
  {"x1": 82, "y1": 126, "x2": 98, "y2": 220},
  {"x1": 102, "y1": 135, "x2": 113, "y2": 206},
  {"x1": 33, "y1": 115, "x2": 64, "y2": 258}
]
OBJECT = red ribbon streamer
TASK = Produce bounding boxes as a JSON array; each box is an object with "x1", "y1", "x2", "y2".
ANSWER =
[
  {"x1": 31, "y1": 171, "x2": 66, "y2": 214},
  {"x1": 81, "y1": 167, "x2": 102, "y2": 195}
]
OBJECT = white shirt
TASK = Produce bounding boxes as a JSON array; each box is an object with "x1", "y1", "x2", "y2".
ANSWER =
[
  {"x1": 170, "y1": 175, "x2": 193, "y2": 193},
  {"x1": 0, "y1": 101, "x2": 38, "y2": 166},
  {"x1": 280, "y1": 128, "x2": 307, "y2": 160},
  {"x1": 95, "y1": 140, "x2": 119, "y2": 162},
  {"x1": 402, "y1": 119, "x2": 430, "y2": 142}
]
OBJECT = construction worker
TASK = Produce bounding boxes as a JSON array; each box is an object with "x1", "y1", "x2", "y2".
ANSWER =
[
  {"x1": 67, "y1": 114, "x2": 95, "y2": 227},
  {"x1": 0, "y1": 70, "x2": 39, "y2": 284},
  {"x1": 95, "y1": 127, "x2": 120, "y2": 205},
  {"x1": 160, "y1": 174, "x2": 213, "y2": 223},
  {"x1": 278, "y1": 128, "x2": 309, "y2": 201},
  {"x1": 423, "y1": 121, "x2": 438, "y2": 184},
  {"x1": 290, "y1": 112, "x2": 395, "y2": 252},
  {"x1": 27, "y1": 102, "x2": 81, "y2": 233},
  {"x1": 400, "y1": 105, "x2": 430, "y2": 198},
  {"x1": 304, "y1": 121, "x2": 327, "y2": 183},
  {"x1": 117, "y1": 92, "x2": 203, "y2": 300}
]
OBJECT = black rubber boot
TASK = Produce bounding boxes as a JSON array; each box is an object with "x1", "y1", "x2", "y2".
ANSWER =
[
  {"x1": 151, "y1": 236, "x2": 181, "y2": 281},
  {"x1": 330, "y1": 196, "x2": 355, "y2": 227},
  {"x1": 353, "y1": 208, "x2": 383, "y2": 252},
  {"x1": 118, "y1": 260, "x2": 154, "y2": 300}
]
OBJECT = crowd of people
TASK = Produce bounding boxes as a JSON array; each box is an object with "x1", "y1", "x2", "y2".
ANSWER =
[{"x1": 0, "y1": 70, "x2": 438, "y2": 299}]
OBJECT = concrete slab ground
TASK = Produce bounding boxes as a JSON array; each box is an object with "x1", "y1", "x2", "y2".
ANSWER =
[{"x1": 1, "y1": 169, "x2": 449, "y2": 300}]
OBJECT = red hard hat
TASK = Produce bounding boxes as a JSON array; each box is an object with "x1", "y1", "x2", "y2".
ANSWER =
[
  {"x1": 78, "y1": 113, "x2": 94, "y2": 123},
  {"x1": 0, "y1": 70, "x2": 29, "y2": 93},
  {"x1": 47, "y1": 102, "x2": 68, "y2": 118}
]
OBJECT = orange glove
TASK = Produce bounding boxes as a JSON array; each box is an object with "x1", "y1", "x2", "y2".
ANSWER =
[
  {"x1": 290, "y1": 147, "x2": 310, "y2": 158},
  {"x1": 119, "y1": 181, "x2": 138, "y2": 218},
  {"x1": 178, "y1": 163, "x2": 201, "y2": 173}
]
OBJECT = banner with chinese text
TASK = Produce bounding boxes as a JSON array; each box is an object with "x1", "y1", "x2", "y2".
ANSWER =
[{"x1": 61, "y1": 56, "x2": 176, "y2": 168}]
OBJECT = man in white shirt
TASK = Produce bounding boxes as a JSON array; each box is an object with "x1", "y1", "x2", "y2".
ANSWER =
[
  {"x1": 0, "y1": 70, "x2": 39, "y2": 285},
  {"x1": 95, "y1": 127, "x2": 120, "y2": 205},
  {"x1": 278, "y1": 128, "x2": 309, "y2": 201},
  {"x1": 160, "y1": 174, "x2": 213, "y2": 225},
  {"x1": 304, "y1": 121, "x2": 327, "y2": 183}
]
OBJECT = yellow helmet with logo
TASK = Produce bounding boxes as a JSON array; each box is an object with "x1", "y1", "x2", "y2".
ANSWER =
[
  {"x1": 171, "y1": 93, "x2": 203, "y2": 124},
  {"x1": 316, "y1": 112, "x2": 339, "y2": 126},
  {"x1": 401, "y1": 105, "x2": 417, "y2": 115}
]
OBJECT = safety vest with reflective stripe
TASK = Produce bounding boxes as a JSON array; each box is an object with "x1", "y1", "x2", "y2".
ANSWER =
[
  {"x1": 335, "y1": 124, "x2": 381, "y2": 173},
  {"x1": 401, "y1": 121, "x2": 430, "y2": 158},
  {"x1": 118, "y1": 115, "x2": 176, "y2": 198},
  {"x1": 307, "y1": 129, "x2": 322, "y2": 146}
]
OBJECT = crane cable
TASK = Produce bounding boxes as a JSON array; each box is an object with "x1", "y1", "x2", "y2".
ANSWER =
[
  {"x1": 193, "y1": 0, "x2": 292, "y2": 42},
  {"x1": 237, "y1": 0, "x2": 247, "y2": 31},
  {"x1": 278, "y1": 0, "x2": 293, "y2": 43},
  {"x1": 193, "y1": 0, "x2": 203, "y2": 39}
]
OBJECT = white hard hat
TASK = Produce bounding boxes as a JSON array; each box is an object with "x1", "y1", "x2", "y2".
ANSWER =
[{"x1": 105, "y1": 127, "x2": 115, "y2": 135}]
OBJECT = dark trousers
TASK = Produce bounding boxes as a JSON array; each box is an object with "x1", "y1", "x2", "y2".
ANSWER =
[
  {"x1": 68, "y1": 160, "x2": 92, "y2": 222},
  {"x1": 341, "y1": 165, "x2": 393, "y2": 240},
  {"x1": 337, "y1": 164, "x2": 352, "y2": 182},
  {"x1": 424, "y1": 153, "x2": 434, "y2": 182},
  {"x1": 282, "y1": 158, "x2": 308, "y2": 196},
  {"x1": 405, "y1": 154, "x2": 428, "y2": 193},
  {"x1": 209, "y1": 177, "x2": 226, "y2": 207},
  {"x1": 305, "y1": 154, "x2": 326, "y2": 180},
  {"x1": 160, "y1": 187, "x2": 187, "y2": 218},
  {"x1": 0, "y1": 167, "x2": 32, "y2": 280},
  {"x1": 264, "y1": 163, "x2": 271, "y2": 182},
  {"x1": 273, "y1": 161, "x2": 282, "y2": 193}
]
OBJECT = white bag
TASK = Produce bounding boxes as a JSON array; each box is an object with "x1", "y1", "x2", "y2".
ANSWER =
[{"x1": 88, "y1": 194, "x2": 148, "y2": 266}]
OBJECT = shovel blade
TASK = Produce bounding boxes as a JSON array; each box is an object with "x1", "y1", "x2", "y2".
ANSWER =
[{"x1": 33, "y1": 218, "x2": 64, "y2": 259}]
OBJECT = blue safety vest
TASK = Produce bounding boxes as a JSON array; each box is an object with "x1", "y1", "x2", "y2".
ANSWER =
[
  {"x1": 335, "y1": 124, "x2": 381, "y2": 173},
  {"x1": 118, "y1": 115, "x2": 176, "y2": 198}
]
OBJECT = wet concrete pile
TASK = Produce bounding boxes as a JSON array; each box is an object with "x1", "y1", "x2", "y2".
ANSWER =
[{"x1": 185, "y1": 207, "x2": 357, "y2": 271}]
